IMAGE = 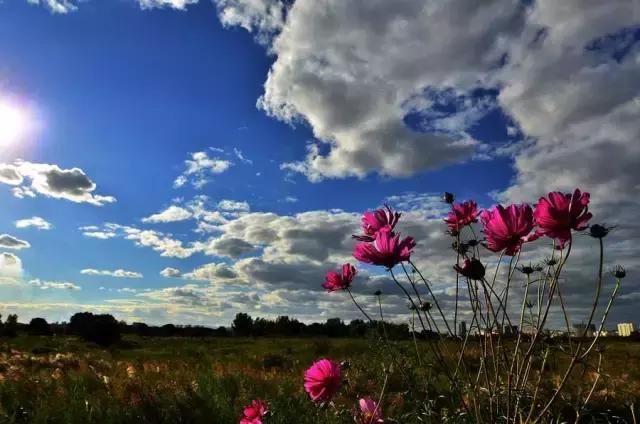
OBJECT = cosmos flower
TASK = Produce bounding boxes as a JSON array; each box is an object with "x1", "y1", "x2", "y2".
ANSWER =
[
  {"x1": 356, "y1": 398, "x2": 384, "y2": 423},
  {"x1": 353, "y1": 205, "x2": 401, "y2": 242},
  {"x1": 454, "y1": 258, "x2": 486, "y2": 280},
  {"x1": 480, "y1": 203, "x2": 538, "y2": 256},
  {"x1": 353, "y1": 226, "x2": 416, "y2": 269},
  {"x1": 303, "y1": 359, "x2": 342, "y2": 402},
  {"x1": 445, "y1": 200, "x2": 478, "y2": 232},
  {"x1": 534, "y1": 189, "x2": 592, "y2": 248},
  {"x1": 240, "y1": 399, "x2": 267, "y2": 424},
  {"x1": 322, "y1": 263, "x2": 357, "y2": 292}
]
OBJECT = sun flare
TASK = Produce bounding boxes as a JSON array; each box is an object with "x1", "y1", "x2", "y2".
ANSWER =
[{"x1": 0, "y1": 101, "x2": 29, "y2": 146}]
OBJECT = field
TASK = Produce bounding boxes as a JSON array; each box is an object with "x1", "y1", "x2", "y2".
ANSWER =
[{"x1": 0, "y1": 335, "x2": 638, "y2": 423}]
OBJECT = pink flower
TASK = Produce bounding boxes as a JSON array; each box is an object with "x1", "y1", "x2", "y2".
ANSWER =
[
  {"x1": 445, "y1": 200, "x2": 478, "y2": 232},
  {"x1": 454, "y1": 258, "x2": 486, "y2": 280},
  {"x1": 480, "y1": 204, "x2": 538, "y2": 256},
  {"x1": 534, "y1": 189, "x2": 592, "y2": 248},
  {"x1": 322, "y1": 263, "x2": 357, "y2": 292},
  {"x1": 353, "y1": 205, "x2": 401, "y2": 242},
  {"x1": 353, "y1": 226, "x2": 416, "y2": 269},
  {"x1": 357, "y1": 398, "x2": 384, "y2": 423},
  {"x1": 240, "y1": 399, "x2": 267, "y2": 424},
  {"x1": 303, "y1": 359, "x2": 342, "y2": 402}
]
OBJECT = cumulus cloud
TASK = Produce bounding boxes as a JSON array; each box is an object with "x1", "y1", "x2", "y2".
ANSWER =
[
  {"x1": 80, "y1": 223, "x2": 201, "y2": 258},
  {"x1": 142, "y1": 205, "x2": 193, "y2": 223},
  {"x1": 30, "y1": 279, "x2": 80, "y2": 290},
  {"x1": 183, "y1": 262, "x2": 239, "y2": 282},
  {"x1": 0, "y1": 234, "x2": 30, "y2": 250},
  {"x1": 137, "y1": 0, "x2": 198, "y2": 10},
  {"x1": 26, "y1": 0, "x2": 78, "y2": 14},
  {"x1": 160, "y1": 267, "x2": 182, "y2": 278},
  {"x1": 216, "y1": 0, "x2": 528, "y2": 181},
  {"x1": 217, "y1": 199, "x2": 250, "y2": 211},
  {"x1": 0, "y1": 252, "x2": 23, "y2": 281},
  {"x1": 0, "y1": 160, "x2": 115, "y2": 206},
  {"x1": 15, "y1": 216, "x2": 52, "y2": 230},
  {"x1": 81, "y1": 269, "x2": 143, "y2": 278},
  {"x1": 173, "y1": 151, "x2": 232, "y2": 189}
]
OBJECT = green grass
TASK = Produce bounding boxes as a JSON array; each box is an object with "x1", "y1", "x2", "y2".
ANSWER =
[{"x1": 0, "y1": 335, "x2": 637, "y2": 423}]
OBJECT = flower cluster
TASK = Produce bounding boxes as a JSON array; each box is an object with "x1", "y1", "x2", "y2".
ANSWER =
[{"x1": 352, "y1": 205, "x2": 416, "y2": 269}]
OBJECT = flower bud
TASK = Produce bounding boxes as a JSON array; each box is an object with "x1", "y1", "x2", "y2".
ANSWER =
[
  {"x1": 443, "y1": 192, "x2": 455, "y2": 204},
  {"x1": 611, "y1": 265, "x2": 626, "y2": 279},
  {"x1": 588, "y1": 224, "x2": 614, "y2": 239}
]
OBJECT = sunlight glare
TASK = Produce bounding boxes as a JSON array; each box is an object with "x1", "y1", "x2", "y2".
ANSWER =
[{"x1": 0, "y1": 101, "x2": 29, "y2": 146}]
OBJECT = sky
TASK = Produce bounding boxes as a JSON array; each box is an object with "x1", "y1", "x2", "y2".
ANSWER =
[{"x1": 0, "y1": 0, "x2": 637, "y2": 329}]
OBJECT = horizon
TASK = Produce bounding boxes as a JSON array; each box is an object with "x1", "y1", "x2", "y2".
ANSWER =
[{"x1": 0, "y1": 0, "x2": 637, "y2": 330}]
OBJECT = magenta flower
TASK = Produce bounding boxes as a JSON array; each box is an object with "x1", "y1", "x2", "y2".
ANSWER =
[
  {"x1": 240, "y1": 399, "x2": 267, "y2": 424},
  {"x1": 303, "y1": 359, "x2": 342, "y2": 402},
  {"x1": 534, "y1": 189, "x2": 592, "y2": 248},
  {"x1": 322, "y1": 263, "x2": 357, "y2": 292},
  {"x1": 454, "y1": 258, "x2": 486, "y2": 280},
  {"x1": 353, "y1": 205, "x2": 401, "y2": 242},
  {"x1": 445, "y1": 200, "x2": 478, "y2": 232},
  {"x1": 353, "y1": 226, "x2": 416, "y2": 269},
  {"x1": 357, "y1": 398, "x2": 384, "y2": 423},
  {"x1": 480, "y1": 204, "x2": 538, "y2": 256}
]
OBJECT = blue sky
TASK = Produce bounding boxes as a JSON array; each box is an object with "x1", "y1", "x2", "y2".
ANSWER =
[{"x1": 0, "y1": 0, "x2": 637, "y2": 327}]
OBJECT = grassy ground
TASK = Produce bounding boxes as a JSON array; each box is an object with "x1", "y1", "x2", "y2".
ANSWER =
[{"x1": 0, "y1": 335, "x2": 637, "y2": 423}]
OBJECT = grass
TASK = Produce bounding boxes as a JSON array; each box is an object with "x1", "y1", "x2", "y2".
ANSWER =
[{"x1": 0, "y1": 335, "x2": 638, "y2": 423}]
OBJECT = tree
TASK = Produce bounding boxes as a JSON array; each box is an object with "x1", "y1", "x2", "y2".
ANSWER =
[
  {"x1": 69, "y1": 312, "x2": 120, "y2": 347},
  {"x1": 232, "y1": 313, "x2": 253, "y2": 336},
  {"x1": 28, "y1": 317, "x2": 51, "y2": 335},
  {"x1": 4, "y1": 314, "x2": 18, "y2": 337}
]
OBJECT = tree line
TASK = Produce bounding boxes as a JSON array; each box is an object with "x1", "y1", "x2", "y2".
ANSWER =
[{"x1": 0, "y1": 312, "x2": 426, "y2": 347}]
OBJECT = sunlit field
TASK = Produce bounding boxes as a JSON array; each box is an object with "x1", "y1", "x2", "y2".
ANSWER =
[{"x1": 0, "y1": 335, "x2": 637, "y2": 423}]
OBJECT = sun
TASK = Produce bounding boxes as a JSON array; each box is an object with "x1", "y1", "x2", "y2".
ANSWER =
[{"x1": 0, "y1": 101, "x2": 29, "y2": 146}]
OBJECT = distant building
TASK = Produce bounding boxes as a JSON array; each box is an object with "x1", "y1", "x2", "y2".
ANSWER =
[
  {"x1": 503, "y1": 325, "x2": 519, "y2": 336},
  {"x1": 573, "y1": 322, "x2": 596, "y2": 337},
  {"x1": 617, "y1": 322, "x2": 635, "y2": 337},
  {"x1": 458, "y1": 321, "x2": 467, "y2": 338}
]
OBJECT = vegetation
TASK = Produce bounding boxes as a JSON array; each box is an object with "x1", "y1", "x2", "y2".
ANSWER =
[{"x1": 0, "y1": 332, "x2": 637, "y2": 423}]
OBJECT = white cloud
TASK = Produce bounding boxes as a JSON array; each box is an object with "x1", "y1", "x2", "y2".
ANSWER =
[
  {"x1": 215, "y1": 0, "x2": 286, "y2": 44},
  {"x1": 233, "y1": 148, "x2": 253, "y2": 165},
  {"x1": 217, "y1": 199, "x2": 250, "y2": 211},
  {"x1": 0, "y1": 160, "x2": 115, "y2": 206},
  {"x1": 173, "y1": 151, "x2": 232, "y2": 189},
  {"x1": 27, "y1": 0, "x2": 78, "y2": 14},
  {"x1": 183, "y1": 262, "x2": 239, "y2": 282},
  {"x1": 283, "y1": 196, "x2": 298, "y2": 203},
  {"x1": 0, "y1": 252, "x2": 23, "y2": 281},
  {"x1": 216, "y1": 0, "x2": 527, "y2": 181},
  {"x1": 142, "y1": 205, "x2": 193, "y2": 223},
  {"x1": 0, "y1": 234, "x2": 30, "y2": 250},
  {"x1": 30, "y1": 279, "x2": 80, "y2": 290},
  {"x1": 137, "y1": 0, "x2": 199, "y2": 10},
  {"x1": 160, "y1": 267, "x2": 182, "y2": 278},
  {"x1": 15, "y1": 216, "x2": 52, "y2": 230},
  {"x1": 80, "y1": 269, "x2": 143, "y2": 278}
]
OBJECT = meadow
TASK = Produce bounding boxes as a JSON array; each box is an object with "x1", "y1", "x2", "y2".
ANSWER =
[{"x1": 0, "y1": 334, "x2": 638, "y2": 423}]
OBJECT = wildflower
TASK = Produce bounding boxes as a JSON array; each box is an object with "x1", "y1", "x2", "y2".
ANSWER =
[
  {"x1": 534, "y1": 189, "x2": 592, "y2": 248},
  {"x1": 322, "y1": 263, "x2": 357, "y2": 292},
  {"x1": 353, "y1": 205, "x2": 401, "y2": 242},
  {"x1": 517, "y1": 264, "x2": 535, "y2": 275},
  {"x1": 357, "y1": 398, "x2": 384, "y2": 423},
  {"x1": 454, "y1": 258, "x2": 486, "y2": 281},
  {"x1": 451, "y1": 241, "x2": 469, "y2": 255},
  {"x1": 542, "y1": 256, "x2": 558, "y2": 267},
  {"x1": 303, "y1": 359, "x2": 342, "y2": 402},
  {"x1": 445, "y1": 200, "x2": 478, "y2": 232},
  {"x1": 354, "y1": 226, "x2": 416, "y2": 269},
  {"x1": 480, "y1": 204, "x2": 537, "y2": 256},
  {"x1": 443, "y1": 192, "x2": 455, "y2": 204},
  {"x1": 419, "y1": 302, "x2": 432, "y2": 312},
  {"x1": 588, "y1": 224, "x2": 614, "y2": 239},
  {"x1": 611, "y1": 265, "x2": 626, "y2": 279},
  {"x1": 240, "y1": 399, "x2": 268, "y2": 424}
]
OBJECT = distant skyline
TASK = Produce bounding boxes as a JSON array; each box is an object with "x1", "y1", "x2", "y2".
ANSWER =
[{"x1": 0, "y1": 0, "x2": 637, "y2": 328}]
